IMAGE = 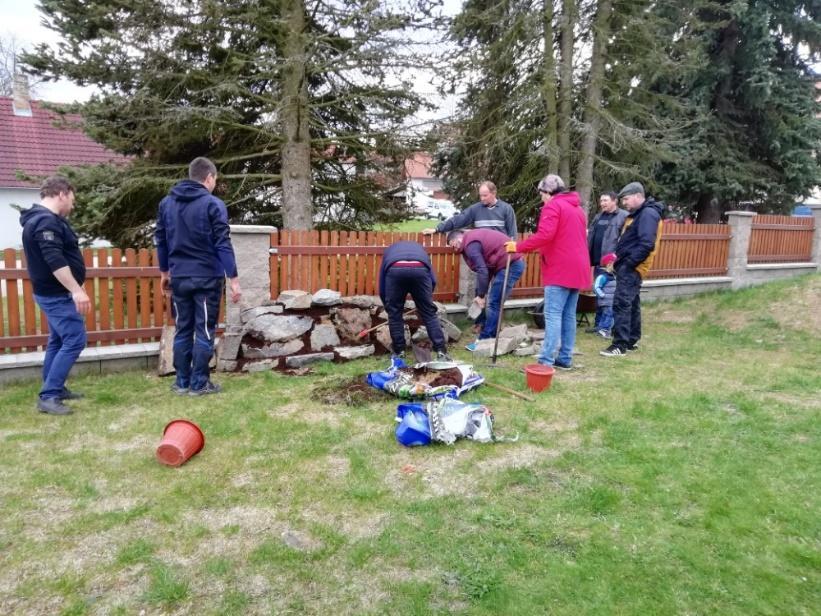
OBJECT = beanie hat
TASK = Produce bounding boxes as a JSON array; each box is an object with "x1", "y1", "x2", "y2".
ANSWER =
[{"x1": 600, "y1": 253, "x2": 617, "y2": 266}]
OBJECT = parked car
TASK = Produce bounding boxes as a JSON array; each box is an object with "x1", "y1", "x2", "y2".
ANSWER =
[{"x1": 414, "y1": 198, "x2": 457, "y2": 220}]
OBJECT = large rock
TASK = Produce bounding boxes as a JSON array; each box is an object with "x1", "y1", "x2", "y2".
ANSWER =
[
  {"x1": 529, "y1": 329, "x2": 545, "y2": 341},
  {"x1": 499, "y1": 323, "x2": 529, "y2": 347},
  {"x1": 439, "y1": 318, "x2": 462, "y2": 342},
  {"x1": 285, "y1": 353, "x2": 334, "y2": 368},
  {"x1": 245, "y1": 314, "x2": 314, "y2": 343},
  {"x1": 312, "y1": 289, "x2": 343, "y2": 306},
  {"x1": 157, "y1": 325, "x2": 175, "y2": 376},
  {"x1": 217, "y1": 359, "x2": 238, "y2": 372},
  {"x1": 472, "y1": 337, "x2": 518, "y2": 357},
  {"x1": 514, "y1": 344, "x2": 539, "y2": 357},
  {"x1": 335, "y1": 345, "x2": 375, "y2": 360},
  {"x1": 218, "y1": 333, "x2": 243, "y2": 360},
  {"x1": 242, "y1": 339, "x2": 304, "y2": 359},
  {"x1": 343, "y1": 295, "x2": 382, "y2": 308},
  {"x1": 376, "y1": 323, "x2": 410, "y2": 352},
  {"x1": 240, "y1": 305, "x2": 283, "y2": 324},
  {"x1": 333, "y1": 307, "x2": 372, "y2": 344},
  {"x1": 277, "y1": 290, "x2": 312, "y2": 310},
  {"x1": 243, "y1": 359, "x2": 277, "y2": 373},
  {"x1": 433, "y1": 301, "x2": 448, "y2": 317},
  {"x1": 310, "y1": 324, "x2": 341, "y2": 351}
]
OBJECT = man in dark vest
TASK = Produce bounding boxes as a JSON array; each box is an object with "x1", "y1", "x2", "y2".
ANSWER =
[
  {"x1": 20, "y1": 176, "x2": 90, "y2": 415},
  {"x1": 378, "y1": 241, "x2": 450, "y2": 361},
  {"x1": 446, "y1": 228, "x2": 525, "y2": 350}
]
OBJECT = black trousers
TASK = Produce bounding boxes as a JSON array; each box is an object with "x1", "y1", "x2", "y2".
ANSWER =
[
  {"x1": 612, "y1": 267, "x2": 642, "y2": 349},
  {"x1": 383, "y1": 267, "x2": 446, "y2": 354}
]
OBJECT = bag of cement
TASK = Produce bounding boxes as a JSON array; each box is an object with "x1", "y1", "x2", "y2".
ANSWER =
[{"x1": 427, "y1": 398, "x2": 495, "y2": 444}]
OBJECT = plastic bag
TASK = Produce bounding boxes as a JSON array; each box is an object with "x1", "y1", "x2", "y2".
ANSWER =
[
  {"x1": 395, "y1": 403, "x2": 431, "y2": 447},
  {"x1": 368, "y1": 360, "x2": 485, "y2": 400}
]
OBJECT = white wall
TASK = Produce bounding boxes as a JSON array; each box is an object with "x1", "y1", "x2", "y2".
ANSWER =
[{"x1": 0, "y1": 188, "x2": 39, "y2": 250}]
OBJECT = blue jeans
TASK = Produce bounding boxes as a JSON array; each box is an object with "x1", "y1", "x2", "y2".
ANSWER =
[
  {"x1": 596, "y1": 306, "x2": 614, "y2": 332},
  {"x1": 171, "y1": 277, "x2": 223, "y2": 391},
  {"x1": 35, "y1": 293, "x2": 87, "y2": 400},
  {"x1": 479, "y1": 259, "x2": 526, "y2": 339},
  {"x1": 537, "y1": 286, "x2": 579, "y2": 366}
]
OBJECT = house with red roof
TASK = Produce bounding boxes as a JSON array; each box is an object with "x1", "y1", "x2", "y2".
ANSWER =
[{"x1": 0, "y1": 78, "x2": 122, "y2": 248}]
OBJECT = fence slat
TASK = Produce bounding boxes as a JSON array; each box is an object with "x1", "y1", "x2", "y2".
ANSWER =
[
  {"x1": 4, "y1": 250, "x2": 21, "y2": 345},
  {"x1": 111, "y1": 248, "x2": 125, "y2": 344},
  {"x1": 98, "y1": 248, "x2": 111, "y2": 334},
  {"x1": 138, "y1": 249, "x2": 152, "y2": 340},
  {"x1": 125, "y1": 249, "x2": 138, "y2": 343}
]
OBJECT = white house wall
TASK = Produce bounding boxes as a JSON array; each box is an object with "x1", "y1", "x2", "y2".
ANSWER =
[{"x1": 0, "y1": 188, "x2": 39, "y2": 249}]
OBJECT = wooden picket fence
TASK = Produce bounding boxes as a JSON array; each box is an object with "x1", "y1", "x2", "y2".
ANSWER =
[
  {"x1": 0, "y1": 217, "x2": 811, "y2": 354},
  {"x1": 748, "y1": 215, "x2": 814, "y2": 263}
]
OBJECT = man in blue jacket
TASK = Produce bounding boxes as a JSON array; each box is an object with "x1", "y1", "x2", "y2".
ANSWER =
[
  {"x1": 20, "y1": 177, "x2": 91, "y2": 415},
  {"x1": 155, "y1": 157, "x2": 242, "y2": 395},
  {"x1": 378, "y1": 241, "x2": 450, "y2": 361},
  {"x1": 600, "y1": 182, "x2": 664, "y2": 357}
]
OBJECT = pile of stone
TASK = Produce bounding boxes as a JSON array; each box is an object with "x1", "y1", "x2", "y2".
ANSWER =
[
  {"x1": 467, "y1": 324, "x2": 546, "y2": 358},
  {"x1": 215, "y1": 289, "x2": 462, "y2": 373}
]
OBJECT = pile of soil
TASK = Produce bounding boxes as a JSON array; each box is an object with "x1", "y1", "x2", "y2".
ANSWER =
[
  {"x1": 398, "y1": 366, "x2": 463, "y2": 388},
  {"x1": 312, "y1": 377, "x2": 385, "y2": 406}
]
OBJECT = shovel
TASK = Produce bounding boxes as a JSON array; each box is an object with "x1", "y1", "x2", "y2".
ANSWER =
[{"x1": 490, "y1": 253, "x2": 513, "y2": 365}]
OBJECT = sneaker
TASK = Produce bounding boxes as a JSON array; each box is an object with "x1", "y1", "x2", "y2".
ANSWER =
[
  {"x1": 465, "y1": 341, "x2": 478, "y2": 352},
  {"x1": 626, "y1": 342, "x2": 639, "y2": 352},
  {"x1": 553, "y1": 361, "x2": 573, "y2": 371},
  {"x1": 597, "y1": 329, "x2": 612, "y2": 339},
  {"x1": 37, "y1": 398, "x2": 73, "y2": 415},
  {"x1": 189, "y1": 382, "x2": 223, "y2": 396},
  {"x1": 436, "y1": 351, "x2": 453, "y2": 362},
  {"x1": 59, "y1": 388, "x2": 84, "y2": 400},
  {"x1": 170, "y1": 383, "x2": 189, "y2": 395},
  {"x1": 599, "y1": 345, "x2": 626, "y2": 357}
]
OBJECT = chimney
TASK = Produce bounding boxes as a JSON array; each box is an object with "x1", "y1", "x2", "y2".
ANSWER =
[{"x1": 12, "y1": 74, "x2": 32, "y2": 117}]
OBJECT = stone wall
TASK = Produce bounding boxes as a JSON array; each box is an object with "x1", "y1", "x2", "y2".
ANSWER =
[{"x1": 216, "y1": 289, "x2": 461, "y2": 372}]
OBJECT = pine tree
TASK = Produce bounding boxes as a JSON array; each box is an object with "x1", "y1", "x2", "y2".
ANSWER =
[{"x1": 22, "y1": 0, "x2": 443, "y2": 244}]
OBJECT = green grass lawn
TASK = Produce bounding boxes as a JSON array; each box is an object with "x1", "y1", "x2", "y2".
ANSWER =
[
  {"x1": 373, "y1": 218, "x2": 441, "y2": 233},
  {"x1": 1, "y1": 275, "x2": 819, "y2": 615}
]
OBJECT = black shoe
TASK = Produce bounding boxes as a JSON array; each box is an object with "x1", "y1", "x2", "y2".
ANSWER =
[
  {"x1": 554, "y1": 361, "x2": 583, "y2": 371},
  {"x1": 37, "y1": 398, "x2": 73, "y2": 415},
  {"x1": 170, "y1": 383, "x2": 189, "y2": 395},
  {"x1": 436, "y1": 351, "x2": 453, "y2": 362},
  {"x1": 599, "y1": 345, "x2": 627, "y2": 357},
  {"x1": 59, "y1": 388, "x2": 84, "y2": 400},
  {"x1": 188, "y1": 382, "x2": 222, "y2": 396},
  {"x1": 626, "y1": 342, "x2": 639, "y2": 352}
]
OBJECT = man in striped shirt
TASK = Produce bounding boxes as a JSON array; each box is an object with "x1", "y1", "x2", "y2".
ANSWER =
[{"x1": 422, "y1": 181, "x2": 518, "y2": 239}]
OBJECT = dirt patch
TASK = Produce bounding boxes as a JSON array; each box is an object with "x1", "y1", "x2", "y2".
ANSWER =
[
  {"x1": 398, "y1": 366, "x2": 463, "y2": 388},
  {"x1": 657, "y1": 310, "x2": 696, "y2": 324},
  {"x1": 299, "y1": 504, "x2": 387, "y2": 540},
  {"x1": 769, "y1": 277, "x2": 821, "y2": 335},
  {"x1": 268, "y1": 402, "x2": 349, "y2": 426},
  {"x1": 312, "y1": 377, "x2": 385, "y2": 406}
]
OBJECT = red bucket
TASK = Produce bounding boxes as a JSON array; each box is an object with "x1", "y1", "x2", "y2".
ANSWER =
[
  {"x1": 156, "y1": 419, "x2": 205, "y2": 467},
  {"x1": 525, "y1": 364, "x2": 555, "y2": 393}
]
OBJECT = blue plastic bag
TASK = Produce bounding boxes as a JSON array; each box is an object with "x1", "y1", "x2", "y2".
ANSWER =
[{"x1": 395, "y1": 404, "x2": 431, "y2": 447}]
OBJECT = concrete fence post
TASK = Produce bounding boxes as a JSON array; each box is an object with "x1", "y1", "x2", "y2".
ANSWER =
[
  {"x1": 807, "y1": 205, "x2": 821, "y2": 272},
  {"x1": 457, "y1": 256, "x2": 475, "y2": 307},
  {"x1": 725, "y1": 211, "x2": 756, "y2": 289},
  {"x1": 217, "y1": 225, "x2": 276, "y2": 370}
]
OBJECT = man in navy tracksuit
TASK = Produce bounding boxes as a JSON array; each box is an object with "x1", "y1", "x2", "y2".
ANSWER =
[
  {"x1": 155, "y1": 157, "x2": 242, "y2": 395},
  {"x1": 20, "y1": 177, "x2": 91, "y2": 415},
  {"x1": 378, "y1": 241, "x2": 450, "y2": 361}
]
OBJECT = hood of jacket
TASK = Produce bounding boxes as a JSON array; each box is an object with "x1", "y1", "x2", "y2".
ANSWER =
[
  {"x1": 169, "y1": 179, "x2": 212, "y2": 203},
  {"x1": 630, "y1": 197, "x2": 665, "y2": 219},
  {"x1": 19, "y1": 203, "x2": 58, "y2": 228}
]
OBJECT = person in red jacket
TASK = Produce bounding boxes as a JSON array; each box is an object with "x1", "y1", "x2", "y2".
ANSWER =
[{"x1": 505, "y1": 174, "x2": 591, "y2": 369}]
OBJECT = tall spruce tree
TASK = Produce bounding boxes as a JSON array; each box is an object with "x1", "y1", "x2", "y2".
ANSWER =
[{"x1": 22, "y1": 0, "x2": 443, "y2": 244}]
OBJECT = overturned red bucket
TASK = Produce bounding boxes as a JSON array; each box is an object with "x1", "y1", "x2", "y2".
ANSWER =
[{"x1": 156, "y1": 419, "x2": 205, "y2": 467}]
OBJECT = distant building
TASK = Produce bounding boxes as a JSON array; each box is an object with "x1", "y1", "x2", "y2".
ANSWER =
[
  {"x1": 0, "y1": 77, "x2": 122, "y2": 248},
  {"x1": 385, "y1": 152, "x2": 454, "y2": 218}
]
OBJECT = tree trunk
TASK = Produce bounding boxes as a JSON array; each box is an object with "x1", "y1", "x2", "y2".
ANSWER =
[
  {"x1": 694, "y1": 193, "x2": 722, "y2": 223},
  {"x1": 541, "y1": 0, "x2": 559, "y2": 174},
  {"x1": 575, "y1": 0, "x2": 612, "y2": 215},
  {"x1": 281, "y1": 0, "x2": 313, "y2": 229},
  {"x1": 557, "y1": 0, "x2": 575, "y2": 182}
]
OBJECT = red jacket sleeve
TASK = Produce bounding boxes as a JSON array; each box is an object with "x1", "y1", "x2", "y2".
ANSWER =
[{"x1": 516, "y1": 202, "x2": 559, "y2": 253}]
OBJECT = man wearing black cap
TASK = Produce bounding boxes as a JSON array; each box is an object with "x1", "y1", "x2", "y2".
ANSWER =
[{"x1": 600, "y1": 182, "x2": 664, "y2": 357}]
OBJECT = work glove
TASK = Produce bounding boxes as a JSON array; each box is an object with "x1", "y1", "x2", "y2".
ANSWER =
[{"x1": 504, "y1": 241, "x2": 517, "y2": 253}]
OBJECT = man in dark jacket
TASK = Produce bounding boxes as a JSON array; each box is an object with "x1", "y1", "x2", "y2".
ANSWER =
[
  {"x1": 20, "y1": 176, "x2": 90, "y2": 415},
  {"x1": 447, "y1": 228, "x2": 525, "y2": 347},
  {"x1": 600, "y1": 182, "x2": 664, "y2": 357},
  {"x1": 378, "y1": 241, "x2": 450, "y2": 361},
  {"x1": 155, "y1": 157, "x2": 242, "y2": 395},
  {"x1": 587, "y1": 191, "x2": 628, "y2": 333}
]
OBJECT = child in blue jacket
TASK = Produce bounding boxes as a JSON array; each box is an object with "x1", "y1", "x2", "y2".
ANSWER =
[{"x1": 593, "y1": 253, "x2": 617, "y2": 338}]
